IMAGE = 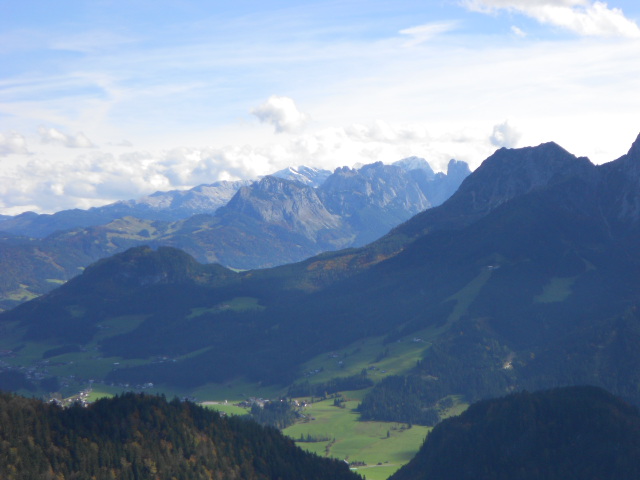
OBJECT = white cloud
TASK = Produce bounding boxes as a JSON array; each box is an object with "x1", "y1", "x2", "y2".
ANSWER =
[
  {"x1": 399, "y1": 22, "x2": 459, "y2": 46},
  {"x1": 0, "y1": 132, "x2": 29, "y2": 156},
  {"x1": 511, "y1": 25, "x2": 527, "y2": 37},
  {"x1": 490, "y1": 120, "x2": 522, "y2": 148},
  {"x1": 251, "y1": 96, "x2": 309, "y2": 134},
  {"x1": 463, "y1": 0, "x2": 640, "y2": 37},
  {"x1": 38, "y1": 126, "x2": 95, "y2": 148}
]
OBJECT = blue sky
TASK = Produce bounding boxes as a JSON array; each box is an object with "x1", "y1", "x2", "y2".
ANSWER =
[{"x1": 1, "y1": 0, "x2": 640, "y2": 214}]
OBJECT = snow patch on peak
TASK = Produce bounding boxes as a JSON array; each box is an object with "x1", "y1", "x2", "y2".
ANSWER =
[
  {"x1": 394, "y1": 156, "x2": 436, "y2": 178},
  {"x1": 271, "y1": 165, "x2": 331, "y2": 187}
]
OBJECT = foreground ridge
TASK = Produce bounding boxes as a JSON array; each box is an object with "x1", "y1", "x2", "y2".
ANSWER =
[
  {"x1": 0, "y1": 391, "x2": 360, "y2": 480},
  {"x1": 391, "y1": 386, "x2": 640, "y2": 480}
]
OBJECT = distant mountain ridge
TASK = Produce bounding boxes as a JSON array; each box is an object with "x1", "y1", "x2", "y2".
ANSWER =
[
  {"x1": 0, "y1": 158, "x2": 462, "y2": 238},
  {"x1": 0, "y1": 180, "x2": 252, "y2": 238},
  {"x1": 0, "y1": 157, "x2": 469, "y2": 309}
]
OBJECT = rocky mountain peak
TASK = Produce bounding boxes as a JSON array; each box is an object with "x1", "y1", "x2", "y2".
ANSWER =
[
  {"x1": 320, "y1": 162, "x2": 430, "y2": 212},
  {"x1": 393, "y1": 156, "x2": 436, "y2": 178},
  {"x1": 220, "y1": 176, "x2": 342, "y2": 239},
  {"x1": 446, "y1": 158, "x2": 471, "y2": 179},
  {"x1": 453, "y1": 142, "x2": 595, "y2": 215}
]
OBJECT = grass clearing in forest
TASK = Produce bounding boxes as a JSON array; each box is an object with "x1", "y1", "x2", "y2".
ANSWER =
[
  {"x1": 284, "y1": 392, "x2": 430, "y2": 480},
  {"x1": 534, "y1": 276, "x2": 576, "y2": 303},
  {"x1": 295, "y1": 333, "x2": 433, "y2": 387},
  {"x1": 202, "y1": 402, "x2": 250, "y2": 416}
]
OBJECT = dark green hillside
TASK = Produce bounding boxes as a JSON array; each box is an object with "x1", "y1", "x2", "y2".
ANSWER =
[
  {"x1": 389, "y1": 386, "x2": 640, "y2": 480},
  {"x1": 0, "y1": 217, "x2": 174, "y2": 312},
  {"x1": 1, "y1": 246, "x2": 239, "y2": 344},
  {"x1": 0, "y1": 391, "x2": 361, "y2": 480}
]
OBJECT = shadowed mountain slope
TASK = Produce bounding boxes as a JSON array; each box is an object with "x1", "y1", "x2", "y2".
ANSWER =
[{"x1": 390, "y1": 386, "x2": 640, "y2": 480}]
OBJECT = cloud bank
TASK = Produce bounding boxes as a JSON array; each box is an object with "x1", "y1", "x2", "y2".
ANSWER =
[
  {"x1": 463, "y1": 0, "x2": 640, "y2": 37},
  {"x1": 0, "y1": 118, "x2": 498, "y2": 215}
]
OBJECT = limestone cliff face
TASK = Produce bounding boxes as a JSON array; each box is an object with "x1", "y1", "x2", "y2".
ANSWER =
[
  {"x1": 319, "y1": 162, "x2": 433, "y2": 244},
  {"x1": 321, "y1": 162, "x2": 431, "y2": 213},
  {"x1": 220, "y1": 176, "x2": 344, "y2": 241},
  {"x1": 218, "y1": 159, "x2": 472, "y2": 251}
]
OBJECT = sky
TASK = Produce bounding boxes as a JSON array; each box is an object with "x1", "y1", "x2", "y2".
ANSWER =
[{"x1": 1, "y1": 0, "x2": 640, "y2": 215}]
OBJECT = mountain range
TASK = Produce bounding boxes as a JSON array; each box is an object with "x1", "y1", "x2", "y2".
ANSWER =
[
  {"x1": 0, "y1": 158, "x2": 469, "y2": 311},
  {"x1": 2, "y1": 133, "x2": 640, "y2": 413}
]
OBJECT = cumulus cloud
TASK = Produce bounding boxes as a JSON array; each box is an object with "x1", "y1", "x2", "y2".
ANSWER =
[
  {"x1": 0, "y1": 132, "x2": 29, "y2": 156},
  {"x1": 463, "y1": 0, "x2": 640, "y2": 38},
  {"x1": 38, "y1": 126, "x2": 95, "y2": 148},
  {"x1": 251, "y1": 95, "x2": 309, "y2": 134},
  {"x1": 490, "y1": 120, "x2": 522, "y2": 148}
]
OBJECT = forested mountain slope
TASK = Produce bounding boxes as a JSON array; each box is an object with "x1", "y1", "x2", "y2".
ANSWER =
[
  {"x1": 390, "y1": 386, "x2": 640, "y2": 480},
  {"x1": 0, "y1": 391, "x2": 360, "y2": 480}
]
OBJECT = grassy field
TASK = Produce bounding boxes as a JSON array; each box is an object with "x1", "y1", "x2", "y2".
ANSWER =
[
  {"x1": 84, "y1": 388, "x2": 117, "y2": 402},
  {"x1": 443, "y1": 268, "x2": 492, "y2": 329},
  {"x1": 295, "y1": 333, "x2": 432, "y2": 387},
  {"x1": 283, "y1": 392, "x2": 430, "y2": 480},
  {"x1": 534, "y1": 276, "x2": 576, "y2": 303},
  {"x1": 5, "y1": 285, "x2": 39, "y2": 302},
  {"x1": 202, "y1": 402, "x2": 250, "y2": 416}
]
